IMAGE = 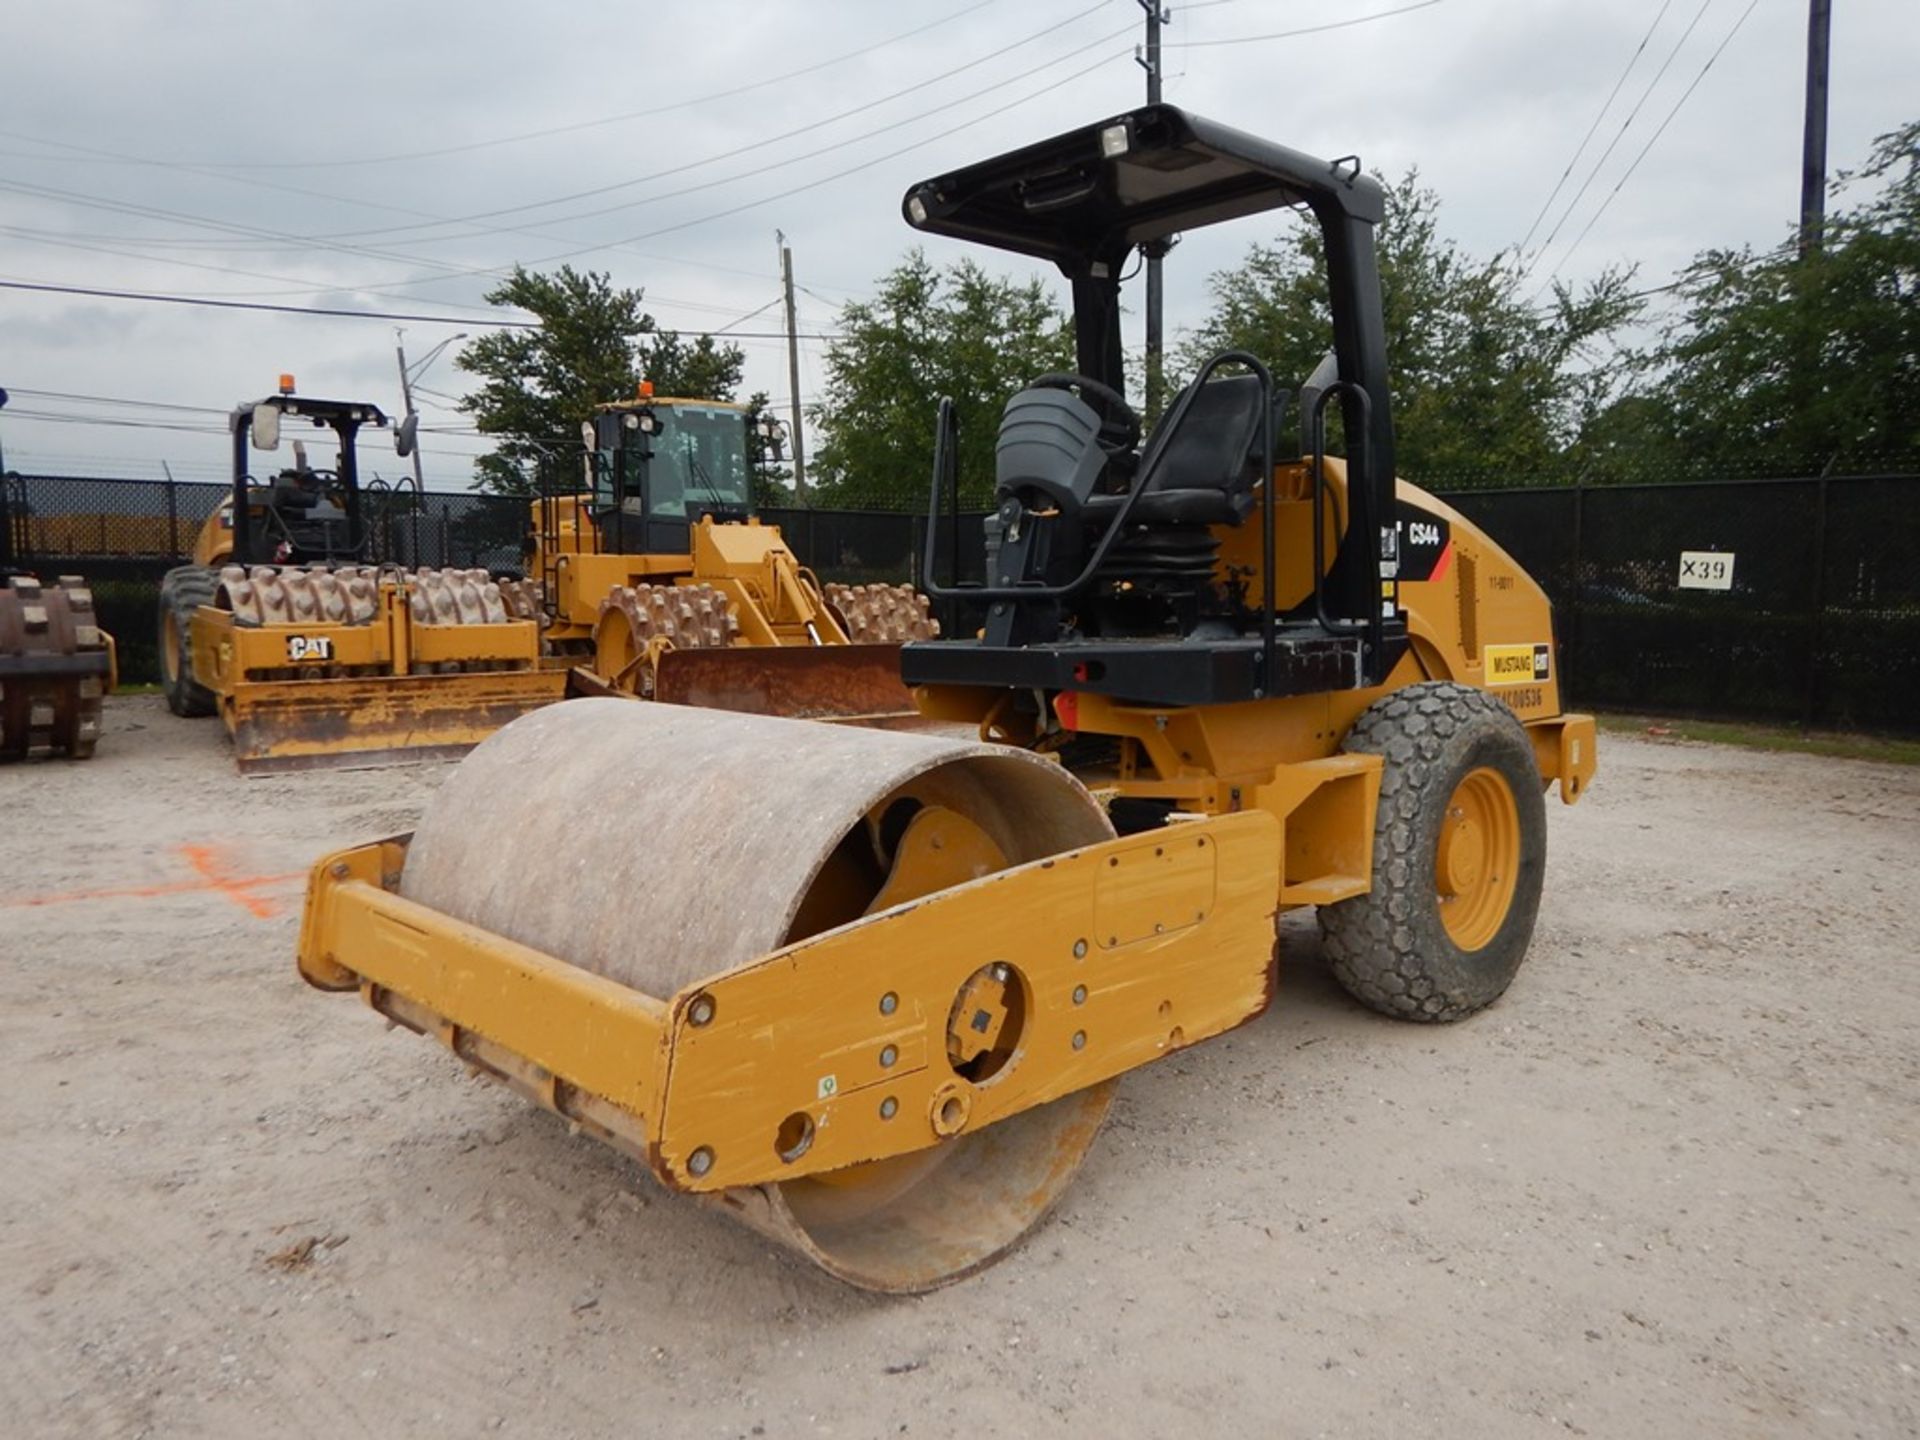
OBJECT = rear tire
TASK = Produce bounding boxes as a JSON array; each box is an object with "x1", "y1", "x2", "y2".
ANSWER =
[
  {"x1": 1319, "y1": 682, "x2": 1547, "y2": 1023},
  {"x1": 158, "y1": 566, "x2": 218, "y2": 718}
]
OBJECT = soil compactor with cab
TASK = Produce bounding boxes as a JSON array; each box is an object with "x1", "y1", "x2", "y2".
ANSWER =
[
  {"x1": 158, "y1": 384, "x2": 564, "y2": 771},
  {"x1": 503, "y1": 390, "x2": 935, "y2": 719},
  {"x1": 298, "y1": 107, "x2": 1597, "y2": 1292}
]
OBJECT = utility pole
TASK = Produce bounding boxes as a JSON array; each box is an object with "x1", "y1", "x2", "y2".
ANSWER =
[
  {"x1": 778, "y1": 232, "x2": 809, "y2": 502},
  {"x1": 394, "y1": 329, "x2": 465, "y2": 493},
  {"x1": 1798, "y1": 0, "x2": 1832, "y2": 256},
  {"x1": 394, "y1": 331, "x2": 427, "y2": 494},
  {"x1": 1137, "y1": 1, "x2": 1171, "y2": 418}
]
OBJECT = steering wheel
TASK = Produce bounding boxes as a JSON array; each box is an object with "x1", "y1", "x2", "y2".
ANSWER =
[
  {"x1": 302, "y1": 468, "x2": 349, "y2": 511},
  {"x1": 1028, "y1": 373, "x2": 1141, "y2": 454}
]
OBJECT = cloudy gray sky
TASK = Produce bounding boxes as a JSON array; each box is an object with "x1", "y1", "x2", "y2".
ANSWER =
[{"x1": 1, "y1": 0, "x2": 1912, "y2": 483}]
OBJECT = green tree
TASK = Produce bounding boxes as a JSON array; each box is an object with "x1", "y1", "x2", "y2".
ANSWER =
[
  {"x1": 1605, "y1": 119, "x2": 1920, "y2": 478},
  {"x1": 458, "y1": 264, "x2": 747, "y2": 494},
  {"x1": 646, "y1": 329, "x2": 746, "y2": 402},
  {"x1": 810, "y1": 251, "x2": 1073, "y2": 508},
  {"x1": 1181, "y1": 172, "x2": 1640, "y2": 484}
]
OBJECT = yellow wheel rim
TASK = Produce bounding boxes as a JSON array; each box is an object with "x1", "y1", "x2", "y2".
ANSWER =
[
  {"x1": 1435, "y1": 765, "x2": 1521, "y2": 952},
  {"x1": 162, "y1": 609, "x2": 182, "y2": 684}
]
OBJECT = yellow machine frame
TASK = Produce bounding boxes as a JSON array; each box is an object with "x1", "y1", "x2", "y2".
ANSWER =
[
  {"x1": 297, "y1": 457, "x2": 1595, "y2": 1190},
  {"x1": 294, "y1": 105, "x2": 1603, "y2": 1286},
  {"x1": 302, "y1": 809, "x2": 1281, "y2": 1192}
]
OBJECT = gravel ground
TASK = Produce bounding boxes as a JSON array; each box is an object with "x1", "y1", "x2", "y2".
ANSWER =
[{"x1": 2, "y1": 695, "x2": 1915, "y2": 1439}]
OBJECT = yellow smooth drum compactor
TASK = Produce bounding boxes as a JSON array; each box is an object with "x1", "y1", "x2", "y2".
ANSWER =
[{"x1": 300, "y1": 108, "x2": 1597, "y2": 1291}]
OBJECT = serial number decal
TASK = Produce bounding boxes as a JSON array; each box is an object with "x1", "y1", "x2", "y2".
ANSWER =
[
  {"x1": 1485, "y1": 642, "x2": 1551, "y2": 685},
  {"x1": 286, "y1": 634, "x2": 334, "y2": 663},
  {"x1": 1497, "y1": 686, "x2": 1545, "y2": 713}
]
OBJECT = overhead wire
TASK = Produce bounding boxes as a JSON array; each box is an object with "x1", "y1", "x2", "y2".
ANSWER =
[
  {"x1": 1529, "y1": 0, "x2": 1762, "y2": 300},
  {"x1": 1517, "y1": 0, "x2": 1720, "y2": 286},
  {"x1": 189, "y1": 1, "x2": 1008, "y2": 171},
  {"x1": 1514, "y1": 0, "x2": 1678, "y2": 259},
  {"x1": 0, "y1": 386, "x2": 229, "y2": 415},
  {"x1": 444, "y1": 41, "x2": 1133, "y2": 269},
  {"x1": 1164, "y1": 0, "x2": 1446, "y2": 47},
  {"x1": 0, "y1": 0, "x2": 1128, "y2": 314},
  {"x1": 0, "y1": 278, "x2": 844, "y2": 336},
  {"x1": 312, "y1": 0, "x2": 1128, "y2": 246}
]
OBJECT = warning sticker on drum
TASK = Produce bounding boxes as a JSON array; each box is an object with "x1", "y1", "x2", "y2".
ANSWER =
[{"x1": 1485, "y1": 643, "x2": 1550, "y2": 686}]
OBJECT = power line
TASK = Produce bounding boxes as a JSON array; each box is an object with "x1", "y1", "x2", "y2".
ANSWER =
[
  {"x1": 0, "y1": 278, "x2": 845, "y2": 337},
  {"x1": 0, "y1": 386, "x2": 228, "y2": 415},
  {"x1": 188, "y1": 2, "x2": 1007, "y2": 170},
  {"x1": 204, "y1": 31, "x2": 1129, "y2": 301},
  {"x1": 1531, "y1": 0, "x2": 1763, "y2": 298},
  {"x1": 1515, "y1": 0, "x2": 1678, "y2": 258},
  {"x1": 0, "y1": 137, "x2": 866, "y2": 304},
  {"x1": 1519, "y1": 0, "x2": 1720, "y2": 285},
  {"x1": 315, "y1": 0, "x2": 1124, "y2": 248},
  {"x1": 1165, "y1": 0, "x2": 1447, "y2": 47},
  {"x1": 501, "y1": 42, "x2": 1131, "y2": 263},
  {"x1": 0, "y1": 407, "x2": 227, "y2": 435},
  {"x1": 711, "y1": 297, "x2": 785, "y2": 334},
  {"x1": 0, "y1": 173, "x2": 518, "y2": 292},
  {"x1": 0, "y1": 1, "x2": 1125, "y2": 315}
]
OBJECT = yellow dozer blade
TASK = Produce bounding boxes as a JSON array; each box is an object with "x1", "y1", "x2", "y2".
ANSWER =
[
  {"x1": 186, "y1": 565, "x2": 570, "y2": 773},
  {"x1": 0, "y1": 573, "x2": 114, "y2": 761},
  {"x1": 299, "y1": 699, "x2": 1282, "y2": 1291},
  {"x1": 652, "y1": 642, "x2": 917, "y2": 721},
  {"x1": 226, "y1": 667, "x2": 569, "y2": 774}
]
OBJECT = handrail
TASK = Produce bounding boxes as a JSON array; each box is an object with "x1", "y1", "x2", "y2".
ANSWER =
[{"x1": 1307, "y1": 381, "x2": 1376, "y2": 642}]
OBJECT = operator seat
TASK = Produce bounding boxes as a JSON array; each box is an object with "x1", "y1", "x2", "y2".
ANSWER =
[
  {"x1": 1084, "y1": 374, "x2": 1267, "y2": 529},
  {"x1": 271, "y1": 469, "x2": 323, "y2": 513}
]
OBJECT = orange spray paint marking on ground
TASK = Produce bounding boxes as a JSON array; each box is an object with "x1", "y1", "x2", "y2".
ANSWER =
[
  {"x1": 1, "y1": 844, "x2": 302, "y2": 919},
  {"x1": 177, "y1": 844, "x2": 297, "y2": 919}
]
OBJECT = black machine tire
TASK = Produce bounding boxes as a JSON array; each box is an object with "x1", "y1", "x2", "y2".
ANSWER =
[
  {"x1": 1319, "y1": 682, "x2": 1547, "y2": 1023},
  {"x1": 158, "y1": 565, "x2": 218, "y2": 718}
]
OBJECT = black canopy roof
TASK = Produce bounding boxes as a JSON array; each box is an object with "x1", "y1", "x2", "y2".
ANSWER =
[{"x1": 902, "y1": 105, "x2": 1384, "y2": 276}]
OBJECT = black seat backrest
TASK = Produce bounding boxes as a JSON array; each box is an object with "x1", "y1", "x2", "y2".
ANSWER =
[
  {"x1": 271, "y1": 473, "x2": 320, "y2": 512},
  {"x1": 1136, "y1": 374, "x2": 1266, "y2": 508}
]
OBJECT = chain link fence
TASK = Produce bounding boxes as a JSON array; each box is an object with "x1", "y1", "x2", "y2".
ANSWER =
[
  {"x1": 1441, "y1": 475, "x2": 1919, "y2": 732},
  {"x1": 6, "y1": 470, "x2": 1914, "y2": 732}
]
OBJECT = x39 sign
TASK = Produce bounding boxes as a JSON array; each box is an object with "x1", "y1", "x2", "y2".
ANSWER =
[{"x1": 1678, "y1": 551, "x2": 1735, "y2": 591}]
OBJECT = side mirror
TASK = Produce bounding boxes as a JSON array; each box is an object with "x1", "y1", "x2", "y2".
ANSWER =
[
  {"x1": 395, "y1": 413, "x2": 419, "y2": 458},
  {"x1": 250, "y1": 404, "x2": 282, "y2": 451}
]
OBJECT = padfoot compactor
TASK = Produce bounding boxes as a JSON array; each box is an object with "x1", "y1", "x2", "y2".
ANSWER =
[
  {"x1": 502, "y1": 393, "x2": 935, "y2": 721},
  {"x1": 0, "y1": 571, "x2": 113, "y2": 760},
  {"x1": 160, "y1": 383, "x2": 564, "y2": 771},
  {"x1": 299, "y1": 108, "x2": 1598, "y2": 1291}
]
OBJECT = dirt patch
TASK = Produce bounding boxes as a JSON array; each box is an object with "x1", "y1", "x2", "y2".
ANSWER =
[{"x1": 2, "y1": 696, "x2": 1915, "y2": 1437}]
